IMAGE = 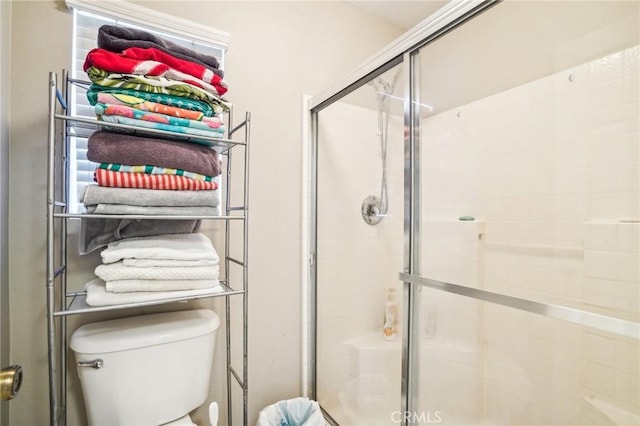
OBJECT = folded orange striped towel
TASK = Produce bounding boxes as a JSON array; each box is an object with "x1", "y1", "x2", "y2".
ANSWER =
[{"x1": 94, "y1": 168, "x2": 218, "y2": 191}]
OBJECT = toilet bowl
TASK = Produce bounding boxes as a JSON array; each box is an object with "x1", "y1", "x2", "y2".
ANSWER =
[
  {"x1": 164, "y1": 414, "x2": 197, "y2": 425},
  {"x1": 161, "y1": 403, "x2": 219, "y2": 426},
  {"x1": 70, "y1": 309, "x2": 219, "y2": 426}
]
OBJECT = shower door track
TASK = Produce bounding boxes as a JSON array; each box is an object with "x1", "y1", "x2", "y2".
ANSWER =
[{"x1": 400, "y1": 273, "x2": 640, "y2": 340}]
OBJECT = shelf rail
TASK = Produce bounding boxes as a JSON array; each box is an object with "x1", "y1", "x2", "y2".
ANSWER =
[
  {"x1": 53, "y1": 282, "x2": 244, "y2": 317},
  {"x1": 225, "y1": 110, "x2": 251, "y2": 426},
  {"x1": 56, "y1": 114, "x2": 244, "y2": 153},
  {"x1": 46, "y1": 71, "x2": 60, "y2": 426},
  {"x1": 53, "y1": 213, "x2": 245, "y2": 220}
]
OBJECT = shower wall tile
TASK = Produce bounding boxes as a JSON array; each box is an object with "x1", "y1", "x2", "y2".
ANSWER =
[
  {"x1": 552, "y1": 167, "x2": 588, "y2": 195},
  {"x1": 584, "y1": 223, "x2": 619, "y2": 251},
  {"x1": 616, "y1": 339, "x2": 640, "y2": 376},
  {"x1": 553, "y1": 221, "x2": 584, "y2": 248},
  {"x1": 553, "y1": 194, "x2": 588, "y2": 221},
  {"x1": 620, "y1": 163, "x2": 640, "y2": 192},
  {"x1": 582, "y1": 277, "x2": 640, "y2": 320},
  {"x1": 587, "y1": 192, "x2": 639, "y2": 220},
  {"x1": 553, "y1": 141, "x2": 587, "y2": 170},
  {"x1": 587, "y1": 165, "x2": 625, "y2": 193},
  {"x1": 582, "y1": 359, "x2": 618, "y2": 397},
  {"x1": 586, "y1": 133, "x2": 639, "y2": 167},
  {"x1": 583, "y1": 241, "x2": 637, "y2": 291},
  {"x1": 617, "y1": 224, "x2": 640, "y2": 252},
  {"x1": 581, "y1": 331, "x2": 617, "y2": 368},
  {"x1": 584, "y1": 250, "x2": 640, "y2": 282},
  {"x1": 615, "y1": 370, "x2": 640, "y2": 408},
  {"x1": 422, "y1": 220, "x2": 482, "y2": 289},
  {"x1": 550, "y1": 396, "x2": 580, "y2": 426},
  {"x1": 552, "y1": 348, "x2": 581, "y2": 382}
]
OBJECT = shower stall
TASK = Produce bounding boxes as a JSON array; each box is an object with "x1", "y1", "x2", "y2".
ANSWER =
[{"x1": 306, "y1": 1, "x2": 639, "y2": 425}]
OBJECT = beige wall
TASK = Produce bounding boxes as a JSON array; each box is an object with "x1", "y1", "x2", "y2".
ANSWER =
[
  {"x1": 8, "y1": 2, "x2": 80, "y2": 425},
  {"x1": 0, "y1": 0, "x2": 11, "y2": 425},
  {"x1": 7, "y1": 1, "x2": 403, "y2": 425}
]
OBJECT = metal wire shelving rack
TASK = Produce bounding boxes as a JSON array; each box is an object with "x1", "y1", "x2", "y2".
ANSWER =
[{"x1": 45, "y1": 71, "x2": 250, "y2": 426}]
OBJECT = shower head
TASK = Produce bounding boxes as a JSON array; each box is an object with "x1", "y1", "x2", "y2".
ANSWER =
[
  {"x1": 367, "y1": 67, "x2": 402, "y2": 97},
  {"x1": 369, "y1": 77, "x2": 394, "y2": 96}
]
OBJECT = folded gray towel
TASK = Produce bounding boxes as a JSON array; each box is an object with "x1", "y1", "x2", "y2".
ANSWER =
[
  {"x1": 97, "y1": 25, "x2": 223, "y2": 77},
  {"x1": 79, "y1": 218, "x2": 201, "y2": 255},
  {"x1": 86, "y1": 204, "x2": 220, "y2": 216},
  {"x1": 81, "y1": 185, "x2": 220, "y2": 208},
  {"x1": 87, "y1": 131, "x2": 222, "y2": 178}
]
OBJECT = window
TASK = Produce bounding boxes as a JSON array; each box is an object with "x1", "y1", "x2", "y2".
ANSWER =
[{"x1": 66, "y1": 1, "x2": 229, "y2": 212}]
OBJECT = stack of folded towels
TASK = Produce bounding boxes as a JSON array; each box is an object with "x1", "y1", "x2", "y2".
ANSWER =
[
  {"x1": 78, "y1": 24, "x2": 231, "y2": 254},
  {"x1": 82, "y1": 23, "x2": 229, "y2": 201},
  {"x1": 85, "y1": 24, "x2": 230, "y2": 138},
  {"x1": 85, "y1": 233, "x2": 224, "y2": 307},
  {"x1": 82, "y1": 130, "x2": 222, "y2": 215}
]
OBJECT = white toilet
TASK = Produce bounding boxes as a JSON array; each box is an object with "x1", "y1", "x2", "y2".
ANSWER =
[{"x1": 70, "y1": 309, "x2": 220, "y2": 426}]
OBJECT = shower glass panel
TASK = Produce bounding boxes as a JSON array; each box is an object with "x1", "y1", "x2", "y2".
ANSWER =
[
  {"x1": 415, "y1": 1, "x2": 639, "y2": 424},
  {"x1": 315, "y1": 64, "x2": 404, "y2": 425},
  {"x1": 417, "y1": 287, "x2": 639, "y2": 425}
]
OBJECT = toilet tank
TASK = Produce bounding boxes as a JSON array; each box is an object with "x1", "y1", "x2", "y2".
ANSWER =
[{"x1": 70, "y1": 309, "x2": 220, "y2": 426}]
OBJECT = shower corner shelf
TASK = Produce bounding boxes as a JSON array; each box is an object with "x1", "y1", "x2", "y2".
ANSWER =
[{"x1": 45, "y1": 71, "x2": 250, "y2": 426}]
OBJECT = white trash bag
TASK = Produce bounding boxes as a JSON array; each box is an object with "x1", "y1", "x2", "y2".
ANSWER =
[{"x1": 257, "y1": 397, "x2": 325, "y2": 426}]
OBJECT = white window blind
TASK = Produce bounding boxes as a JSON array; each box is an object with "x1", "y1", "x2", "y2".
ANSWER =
[{"x1": 68, "y1": 8, "x2": 226, "y2": 212}]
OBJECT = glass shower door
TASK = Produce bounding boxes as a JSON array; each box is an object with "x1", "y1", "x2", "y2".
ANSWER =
[
  {"x1": 315, "y1": 64, "x2": 405, "y2": 425},
  {"x1": 413, "y1": 1, "x2": 639, "y2": 424}
]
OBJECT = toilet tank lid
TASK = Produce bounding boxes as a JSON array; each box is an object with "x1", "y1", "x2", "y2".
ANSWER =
[{"x1": 70, "y1": 309, "x2": 219, "y2": 354}]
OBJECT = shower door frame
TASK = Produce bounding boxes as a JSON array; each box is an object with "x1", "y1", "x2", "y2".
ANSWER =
[
  {"x1": 302, "y1": 0, "x2": 640, "y2": 425},
  {"x1": 307, "y1": 0, "x2": 640, "y2": 424},
  {"x1": 306, "y1": 1, "x2": 501, "y2": 423}
]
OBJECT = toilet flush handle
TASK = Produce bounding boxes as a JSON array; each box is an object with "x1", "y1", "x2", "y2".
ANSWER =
[{"x1": 77, "y1": 359, "x2": 104, "y2": 369}]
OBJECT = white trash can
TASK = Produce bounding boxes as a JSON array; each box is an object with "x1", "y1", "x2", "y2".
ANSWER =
[{"x1": 257, "y1": 397, "x2": 325, "y2": 426}]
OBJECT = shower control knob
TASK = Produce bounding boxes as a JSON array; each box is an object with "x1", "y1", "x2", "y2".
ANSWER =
[{"x1": 361, "y1": 195, "x2": 384, "y2": 225}]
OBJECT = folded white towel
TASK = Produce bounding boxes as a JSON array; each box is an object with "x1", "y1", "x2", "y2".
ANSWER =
[
  {"x1": 101, "y1": 233, "x2": 218, "y2": 264},
  {"x1": 122, "y1": 258, "x2": 219, "y2": 267},
  {"x1": 106, "y1": 278, "x2": 220, "y2": 293},
  {"x1": 85, "y1": 279, "x2": 224, "y2": 307},
  {"x1": 95, "y1": 261, "x2": 219, "y2": 281}
]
